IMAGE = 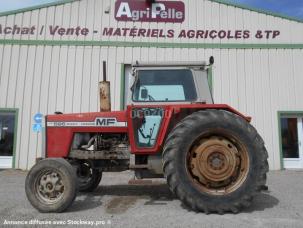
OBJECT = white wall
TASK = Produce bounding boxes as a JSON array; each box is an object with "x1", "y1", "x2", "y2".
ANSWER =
[
  {"x1": 1, "y1": 45, "x2": 303, "y2": 170},
  {"x1": 0, "y1": 0, "x2": 303, "y2": 43},
  {"x1": 0, "y1": 0, "x2": 303, "y2": 169}
]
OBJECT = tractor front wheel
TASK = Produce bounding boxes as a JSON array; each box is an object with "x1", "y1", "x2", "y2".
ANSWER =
[
  {"x1": 25, "y1": 158, "x2": 78, "y2": 213},
  {"x1": 163, "y1": 110, "x2": 268, "y2": 214}
]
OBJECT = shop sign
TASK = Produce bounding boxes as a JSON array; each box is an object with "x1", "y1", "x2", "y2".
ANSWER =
[{"x1": 115, "y1": 0, "x2": 185, "y2": 23}]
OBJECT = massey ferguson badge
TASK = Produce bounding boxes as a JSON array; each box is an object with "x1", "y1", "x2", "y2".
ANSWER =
[{"x1": 115, "y1": 0, "x2": 185, "y2": 23}]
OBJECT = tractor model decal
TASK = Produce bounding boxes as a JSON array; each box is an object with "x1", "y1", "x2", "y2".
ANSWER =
[{"x1": 47, "y1": 118, "x2": 127, "y2": 127}]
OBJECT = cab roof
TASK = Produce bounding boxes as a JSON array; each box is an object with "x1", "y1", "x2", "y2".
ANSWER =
[{"x1": 132, "y1": 61, "x2": 208, "y2": 68}]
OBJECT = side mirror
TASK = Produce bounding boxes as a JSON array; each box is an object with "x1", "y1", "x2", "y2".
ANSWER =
[{"x1": 141, "y1": 88, "x2": 148, "y2": 99}]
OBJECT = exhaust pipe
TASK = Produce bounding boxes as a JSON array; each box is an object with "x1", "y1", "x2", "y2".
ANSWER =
[{"x1": 99, "y1": 61, "x2": 111, "y2": 112}]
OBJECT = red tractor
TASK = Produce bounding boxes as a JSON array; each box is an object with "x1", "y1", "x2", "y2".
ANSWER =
[{"x1": 25, "y1": 58, "x2": 268, "y2": 214}]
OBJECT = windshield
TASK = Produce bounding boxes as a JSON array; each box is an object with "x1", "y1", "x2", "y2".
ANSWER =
[{"x1": 132, "y1": 69, "x2": 197, "y2": 102}]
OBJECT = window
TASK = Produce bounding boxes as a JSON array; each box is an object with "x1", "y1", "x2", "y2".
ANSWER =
[
  {"x1": 279, "y1": 114, "x2": 303, "y2": 169},
  {"x1": 0, "y1": 112, "x2": 16, "y2": 157},
  {"x1": 281, "y1": 118, "x2": 299, "y2": 158},
  {"x1": 132, "y1": 69, "x2": 197, "y2": 102}
]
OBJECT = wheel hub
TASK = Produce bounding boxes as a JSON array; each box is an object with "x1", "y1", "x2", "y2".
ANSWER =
[
  {"x1": 36, "y1": 171, "x2": 64, "y2": 203},
  {"x1": 188, "y1": 135, "x2": 249, "y2": 195},
  {"x1": 208, "y1": 153, "x2": 225, "y2": 169}
]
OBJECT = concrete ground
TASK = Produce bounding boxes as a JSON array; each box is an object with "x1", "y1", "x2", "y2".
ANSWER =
[{"x1": 0, "y1": 170, "x2": 302, "y2": 228}]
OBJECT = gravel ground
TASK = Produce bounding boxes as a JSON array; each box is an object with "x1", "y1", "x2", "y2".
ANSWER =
[{"x1": 0, "y1": 169, "x2": 303, "y2": 228}]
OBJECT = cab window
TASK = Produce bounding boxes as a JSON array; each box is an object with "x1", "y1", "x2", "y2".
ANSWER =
[{"x1": 132, "y1": 69, "x2": 197, "y2": 102}]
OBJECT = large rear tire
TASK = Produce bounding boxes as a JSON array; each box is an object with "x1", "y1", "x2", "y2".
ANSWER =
[
  {"x1": 163, "y1": 110, "x2": 268, "y2": 214},
  {"x1": 25, "y1": 158, "x2": 78, "y2": 213}
]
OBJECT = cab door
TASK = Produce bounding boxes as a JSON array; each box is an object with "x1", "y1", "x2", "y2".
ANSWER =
[{"x1": 127, "y1": 106, "x2": 173, "y2": 154}]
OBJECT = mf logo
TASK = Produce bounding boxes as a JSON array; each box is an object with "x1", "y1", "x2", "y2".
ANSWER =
[{"x1": 95, "y1": 118, "x2": 117, "y2": 126}]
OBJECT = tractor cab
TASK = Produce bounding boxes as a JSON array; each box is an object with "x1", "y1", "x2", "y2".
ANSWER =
[
  {"x1": 127, "y1": 60, "x2": 214, "y2": 150},
  {"x1": 128, "y1": 61, "x2": 214, "y2": 105}
]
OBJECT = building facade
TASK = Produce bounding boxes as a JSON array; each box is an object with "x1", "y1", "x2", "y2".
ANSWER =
[{"x1": 0, "y1": 0, "x2": 303, "y2": 170}]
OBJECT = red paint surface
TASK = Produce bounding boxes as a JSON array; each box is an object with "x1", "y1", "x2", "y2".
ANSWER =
[
  {"x1": 46, "y1": 104, "x2": 251, "y2": 158},
  {"x1": 46, "y1": 111, "x2": 128, "y2": 157}
]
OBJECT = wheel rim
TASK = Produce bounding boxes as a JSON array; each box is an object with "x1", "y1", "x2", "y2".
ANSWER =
[
  {"x1": 35, "y1": 170, "x2": 65, "y2": 204},
  {"x1": 187, "y1": 133, "x2": 249, "y2": 195}
]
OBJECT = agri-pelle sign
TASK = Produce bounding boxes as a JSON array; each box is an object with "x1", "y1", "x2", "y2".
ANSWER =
[
  {"x1": 115, "y1": 0, "x2": 185, "y2": 23},
  {"x1": 0, "y1": 0, "x2": 282, "y2": 41}
]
